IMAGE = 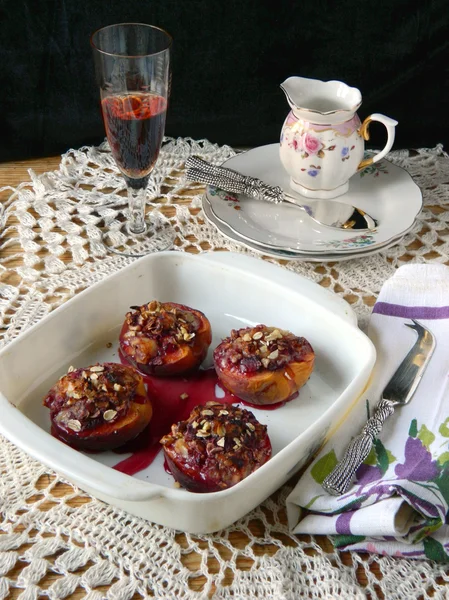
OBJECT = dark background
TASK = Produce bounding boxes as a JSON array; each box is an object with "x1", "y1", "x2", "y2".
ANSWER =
[{"x1": 1, "y1": 0, "x2": 448, "y2": 162}]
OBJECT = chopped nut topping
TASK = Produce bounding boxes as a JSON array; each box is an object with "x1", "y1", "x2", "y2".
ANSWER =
[
  {"x1": 201, "y1": 409, "x2": 214, "y2": 416},
  {"x1": 148, "y1": 300, "x2": 158, "y2": 312},
  {"x1": 174, "y1": 481, "x2": 181, "y2": 488},
  {"x1": 67, "y1": 419, "x2": 81, "y2": 432},
  {"x1": 191, "y1": 421, "x2": 198, "y2": 428},
  {"x1": 196, "y1": 430, "x2": 211, "y2": 438},
  {"x1": 261, "y1": 358, "x2": 270, "y2": 368},
  {"x1": 214, "y1": 325, "x2": 313, "y2": 374},
  {"x1": 265, "y1": 329, "x2": 283, "y2": 342},
  {"x1": 202, "y1": 421, "x2": 212, "y2": 432},
  {"x1": 180, "y1": 393, "x2": 189, "y2": 400},
  {"x1": 103, "y1": 409, "x2": 117, "y2": 421},
  {"x1": 123, "y1": 301, "x2": 202, "y2": 362},
  {"x1": 217, "y1": 424, "x2": 226, "y2": 436},
  {"x1": 284, "y1": 372, "x2": 292, "y2": 380},
  {"x1": 44, "y1": 363, "x2": 146, "y2": 439},
  {"x1": 246, "y1": 422, "x2": 255, "y2": 431},
  {"x1": 68, "y1": 365, "x2": 75, "y2": 373},
  {"x1": 218, "y1": 410, "x2": 229, "y2": 416},
  {"x1": 159, "y1": 402, "x2": 271, "y2": 492}
]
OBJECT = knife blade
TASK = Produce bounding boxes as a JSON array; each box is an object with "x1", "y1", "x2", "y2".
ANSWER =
[{"x1": 322, "y1": 319, "x2": 436, "y2": 496}]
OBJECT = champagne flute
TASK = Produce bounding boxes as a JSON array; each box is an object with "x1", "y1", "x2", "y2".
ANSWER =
[{"x1": 91, "y1": 23, "x2": 174, "y2": 257}]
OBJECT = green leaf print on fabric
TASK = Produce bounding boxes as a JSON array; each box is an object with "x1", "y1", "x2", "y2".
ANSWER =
[
  {"x1": 333, "y1": 534, "x2": 366, "y2": 548},
  {"x1": 423, "y1": 537, "x2": 449, "y2": 562},
  {"x1": 335, "y1": 495, "x2": 369, "y2": 514},
  {"x1": 412, "y1": 518, "x2": 443, "y2": 544},
  {"x1": 363, "y1": 439, "x2": 396, "y2": 472},
  {"x1": 439, "y1": 417, "x2": 449, "y2": 438},
  {"x1": 418, "y1": 424, "x2": 436, "y2": 448},
  {"x1": 304, "y1": 494, "x2": 323, "y2": 510},
  {"x1": 374, "y1": 438, "x2": 392, "y2": 476},
  {"x1": 409, "y1": 419, "x2": 418, "y2": 438},
  {"x1": 434, "y1": 464, "x2": 449, "y2": 504},
  {"x1": 437, "y1": 452, "x2": 449, "y2": 467},
  {"x1": 364, "y1": 446, "x2": 377, "y2": 466},
  {"x1": 311, "y1": 450, "x2": 338, "y2": 484}
]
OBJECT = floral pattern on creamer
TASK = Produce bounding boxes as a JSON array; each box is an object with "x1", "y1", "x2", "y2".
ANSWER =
[{"x1": 280, "y1": 112, "x2": 361, "y2": 178}]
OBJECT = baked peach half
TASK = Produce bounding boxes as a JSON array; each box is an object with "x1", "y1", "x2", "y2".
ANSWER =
[
  {"x1": 43, "y1": 362, "x2": 152, "y2": 451},
  {"x1": 213, "y1": 326, "x2": 315, "y2": 406},
  {"x1": 160, "y1": 401, "x2": 271, "y2": 492},
  {"x1": 119, "y1": 300, "x2": 212, "y2": 377}
]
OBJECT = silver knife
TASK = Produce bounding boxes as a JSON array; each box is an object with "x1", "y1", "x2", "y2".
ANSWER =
[
  {"x1": 322, "y1": 319, "x2": 436, "y2": 496},
  {"x1": 185, "y1": 155, "x2": 378, "y2": 231}
]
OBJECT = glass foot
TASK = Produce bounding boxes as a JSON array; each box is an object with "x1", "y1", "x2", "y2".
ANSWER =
[{"x1": 102, "y1": 222, "x2": 175, "y2": 258}]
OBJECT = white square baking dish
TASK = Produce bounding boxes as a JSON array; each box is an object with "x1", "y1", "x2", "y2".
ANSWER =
[{"x1": 0, "y1": 252, "x2": 375, "y2": 533}]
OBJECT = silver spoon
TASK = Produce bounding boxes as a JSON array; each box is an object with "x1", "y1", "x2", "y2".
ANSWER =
[{"x1": 185, "y1": 156, "x2": 377, "y2": 231}]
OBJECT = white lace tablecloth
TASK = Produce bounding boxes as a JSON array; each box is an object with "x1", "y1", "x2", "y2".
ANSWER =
[{"x1": 1, "y1": 138, "x2": 449, "y2": 599}]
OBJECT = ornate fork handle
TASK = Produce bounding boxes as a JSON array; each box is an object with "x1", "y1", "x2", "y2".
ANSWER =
[
  {"x1": 321, "y1": 399, "x2": 396, "y2": 496},
  {"x1": 185, "y1": 156, "x2": 283, "y2": 204}
]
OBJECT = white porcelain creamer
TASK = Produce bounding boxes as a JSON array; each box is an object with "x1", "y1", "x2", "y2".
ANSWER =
[{"x1": 279, "y1": 76, "x2": 398, "y2": 199}]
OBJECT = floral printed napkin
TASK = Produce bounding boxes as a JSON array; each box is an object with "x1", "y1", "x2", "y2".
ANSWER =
[{"x1": 286, "y1": 264, "x2": 449, "y2": 561}]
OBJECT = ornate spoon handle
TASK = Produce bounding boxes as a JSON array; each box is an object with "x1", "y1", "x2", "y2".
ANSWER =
[
  {"x1": 185, "y1": 156, "x2": 283, "y2": 203},
  {"x1": 321, "y1": 399, "x2": 396, "y2": 496}
]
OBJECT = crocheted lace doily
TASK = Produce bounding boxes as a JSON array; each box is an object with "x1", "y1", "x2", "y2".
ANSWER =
[{"x1": 1, "y1": 138, "x2": 448, "y2": 599}]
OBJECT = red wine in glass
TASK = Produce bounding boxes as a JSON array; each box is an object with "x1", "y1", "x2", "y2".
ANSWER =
[{"x1": 101, "y1": 93, "x2": 167, "y2": 180}]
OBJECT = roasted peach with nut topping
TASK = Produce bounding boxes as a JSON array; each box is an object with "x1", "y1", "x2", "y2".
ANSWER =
[
  {"x1": 43, "y1": 363, "x2": 152, "y2": 451},
  {"x1": 119, "y1": 301, "x2": 212, "y2": 377},
  {"x1": 160, "y1": 401, "x2": 271, "y2": 492},
  {"x1": 213, "y1": 325, "x2": 315, "y2": 406}
]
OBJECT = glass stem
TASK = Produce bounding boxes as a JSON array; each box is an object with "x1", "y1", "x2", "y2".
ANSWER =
[{"x1": 125, "y1": 176, "x2": 149, "y2": 236}]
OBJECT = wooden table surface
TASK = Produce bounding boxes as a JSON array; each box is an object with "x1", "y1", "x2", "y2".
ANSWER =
[{"x1": 0, "y1": 155, "x2": 438, "y2": 599}]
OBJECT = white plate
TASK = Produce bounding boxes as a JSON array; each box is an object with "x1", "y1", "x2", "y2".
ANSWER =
[
  {"x1": 0, "y1": 252, "x2": 375, "y2": 533},
  {"x1": 203, "y1": 197, "x2": 415, "y2": 261},
  {"x1": 206, "y1": 144, "x2": 422, "y2": 254}
]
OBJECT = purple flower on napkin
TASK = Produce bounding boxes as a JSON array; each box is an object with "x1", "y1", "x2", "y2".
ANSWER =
[
  {"x1": 395, "y1": 435, "x2": 440, "y2": 482},
  {"x1": 341, "y1": 146, "x2": 350, "y2": 157},
  {"x1": 307, "y1": 169, "x2": 319, "y2": 177},
  {"x1": 356, "y1": 463, "x2": 383, "y2": 485}
]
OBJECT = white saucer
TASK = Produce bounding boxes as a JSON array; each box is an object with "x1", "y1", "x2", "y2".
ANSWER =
[
  {"x1": 205, "y1": 144, "x2": 422, "y2": 255},
  {"x1": 202, "y1": 197, "x2": 415, "y2": 262}
]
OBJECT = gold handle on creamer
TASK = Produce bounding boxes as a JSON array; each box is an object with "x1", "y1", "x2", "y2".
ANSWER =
[{"x1": 357, "y1": 113, "x2": 399, "y2": 171}]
